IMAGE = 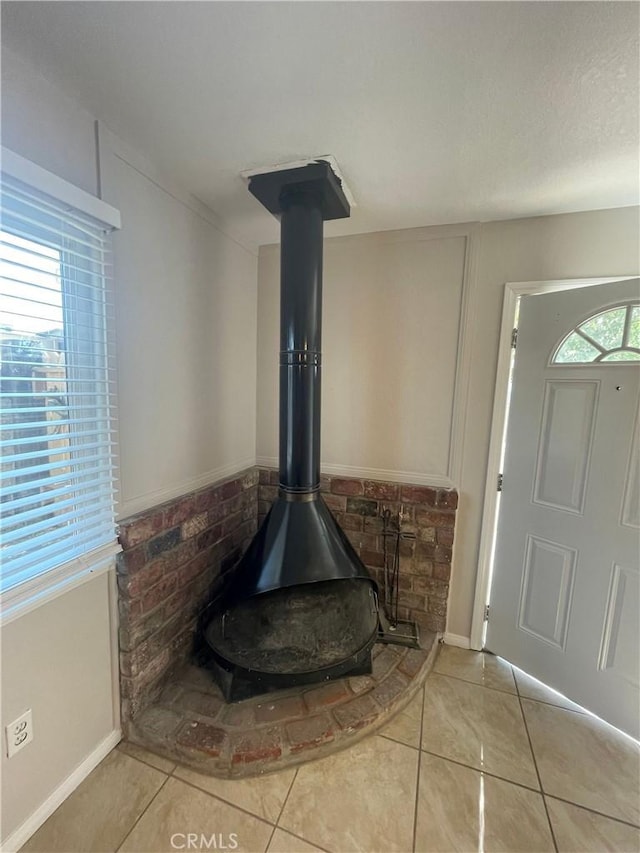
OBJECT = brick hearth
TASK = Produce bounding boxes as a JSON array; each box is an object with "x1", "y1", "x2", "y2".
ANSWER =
[{"x1": 127, "y1": 636, "x2": 438, "y2": 777}]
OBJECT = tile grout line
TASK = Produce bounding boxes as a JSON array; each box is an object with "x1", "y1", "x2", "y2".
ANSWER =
[
  {"x1": 118, "y1": 744, "x2": 177, "y2": 776},
  {"x1": 513, "y1": 667, "x2": 559, "y2": 852},
  {"x1": 270, "y1": 768, "x2": 333, "y2": 853},
  {"x1": 542, "y1": 792, "x2": 640, "y2": 831},
  {"x1": 433, "y1": 669, "x2": 586, "y2": 715},
  {"x1": 168, "y1": 773, "x2": 279, "y2": 829},
  {"x1": 265, "y1": 768, "x2": 298, "y2": 851},
  {"x1": 411, "y1": 685, "x2": 427, "y2": 853},
  {"x1": 418, "y1": 746, "x2": 546, "y2": 796},
  {"x1": 115, "y1": 774, "x2": 171, "y2": 853}
]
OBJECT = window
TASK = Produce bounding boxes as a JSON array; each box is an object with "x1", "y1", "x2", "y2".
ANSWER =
[
  {"x1": 552, "y1": 303, "x2": 640, "y2": 364},
  {"x1": 1, "y1": 153, "x2": 120, "y2": 621}
]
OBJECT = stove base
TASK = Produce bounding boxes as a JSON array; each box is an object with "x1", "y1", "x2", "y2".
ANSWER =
[{"x1": 208, "y1": 649, "x2": 373, "y2": 703}]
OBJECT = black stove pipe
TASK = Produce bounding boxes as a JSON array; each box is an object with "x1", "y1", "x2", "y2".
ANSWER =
[
  {"x1": 205, "y1": 162, "x2": 375, "y2": 604},
  {"x1": 279, "y1": 190, "x2": 323, "y2": 493}
]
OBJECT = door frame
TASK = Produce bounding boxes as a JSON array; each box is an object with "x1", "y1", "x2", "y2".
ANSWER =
[{"x1": 470, "y1": 275, "x2": 639, "y2": 651}]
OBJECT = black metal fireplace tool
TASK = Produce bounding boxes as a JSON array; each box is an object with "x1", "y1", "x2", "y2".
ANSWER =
[{"x1": 378, "y1": 507, "x2": 421, "y2": 649}]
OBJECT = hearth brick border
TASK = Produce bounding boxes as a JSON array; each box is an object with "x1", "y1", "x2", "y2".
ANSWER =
[
  {"x1": 128, "y1": 636, "x2": 439, "y2": 778},
  {"x1": 117, "y1": 466, "x2": 457, "y2": 733}
]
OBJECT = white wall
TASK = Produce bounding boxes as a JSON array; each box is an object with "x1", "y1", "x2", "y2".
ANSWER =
[
  {"x1": 98, "y1": 131, "x2": 258, "y2": 518},
  {"x1": 257, "y1": 225, "x2": 470, "y2": 484},
  {"x1": 255, "y1": 206, "x2": 640, "y2": 642},
  {"x1": 0, "y1": 576, "x2": 119, "y2": 846},
  {"x1": 0, "y1": 47, "x2": 258, "y2": 847}
]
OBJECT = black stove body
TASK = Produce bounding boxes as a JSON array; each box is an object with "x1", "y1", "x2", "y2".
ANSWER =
[{"x1": 203, "y1": 162, "x2": 378, "y2": 701}]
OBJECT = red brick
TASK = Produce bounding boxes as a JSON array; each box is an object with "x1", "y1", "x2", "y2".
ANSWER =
[
  {"x1": 221, "y1": 479, "x2": 242, "y2": 500},
  {"x1": 255, "y1": 695, "x2": 306, "y2": 723},
  {"x1": 196, "y1": 524, "x2": 223, "y2": 551},
  {"x1": 140, "y1": 573, "x2": 178, "y2": 614},
  {"x1": 231, "y1": 727, "x2": 282, "y2": 765},
  {"x1": 120, "y1": 559, "x2": 165, "y2": 599},
  {"x1": 208, "y1": 502, "x2": 224, "y2": 525},
  {"x1": 194, "y1": 485, "x2": 222, "y2": 513},
  {"x1": 433, "y1": 563, "x2": 452, "y2": 581},
  {"x1": 323, "y1": 493, "x2": 347, "y2": 513},
  {"x1": 400, "y1": 591, "x2": 427, "y2": 610},
  {"x1": 260, "y1": 485, "x2": 278, "y2": 502},
  {"x1": 222, "y1": 512, "x2": 242, "y2": 536},
  {"x1": 135, "y1": 705, "x2": 182, "y2": 739},
  {"x1": 331, "y1": 478, "x2": 364, "y2": 496},
  {"x1": 336, "y1": 513, "x2": 363, "y2": 532},
  {"x1": 117, "y1": 545, "x2": 147, "y2": 576},
  {"x1": 372, "y1": 646, "x2": 402, "y2": 680},
  {"x1": 222, "y1": 702, "x2": 256, "y2": 728},
  {"x1": 416, "y1": 542, "x2": 435, "y2": 560},
  {"x1": 363, "y1": 480, "x2": 400, "y2": 501},
  {"x1": 118, "y1": 511, "x2": 165, "y2": 549},
  {"x1": 180, "y1": 689, "x2": 224, "y2": 721},
  {"x1": 163, "y1": 496, "x2": 196, "y2": 528},
  {"x1": 415, "y1": 508, "x2": 452, "y2": 528},
  {"x1": 398, "y1": 648, "x2": 430, "y2": 678},
  {"x1": 413, "y1": 559, "x2": 434, "y2": 577},
  {"x1": 333, "y1": 694, "x2": 380, "y2": 731},
  {"x1": 119, "y1": 605, "x2": 167, "y2": 652},
  {"x1": 417, "y1": 527, "x2": 436, "y2": 543},
  {"x1": 433, "y1": 545, "x2": 452, "y2": 563},
  {"x1": 371, "y1": 670, "x2": 410, "y2": 707},
  {"x1": 436, "y1": 527, "x2": 455, "y2": 546},
  {"x1": 437, "y1": 489, "x2": 458, "y2": 510},
  {"x1": 304, "y1": 681, "x2": 350, "y2": 711},
  {"x1": 177, "y1": 551, "x2": 210, "y2": 586},
  {"x1": 349, "y1": 675, "x2": 375, "y2": 694},
  {"x1": 241, "y1": 470, "x2": 259, "y2": 490},
  {"x1": 400, "y1": 485, "x2": 437, "y2": 505},
  {"x1": 176, "y1": 720, "x2": 227, "y2": 757},
  {"x1": 286, "y1": 713, "x2": 335, "y2": 753},
  {"x1": 399, "y1": 539, "x2": 415, "y2": 558},
  {"x1": 361, "y1": 549, "x2": 384, "y2": 568}
]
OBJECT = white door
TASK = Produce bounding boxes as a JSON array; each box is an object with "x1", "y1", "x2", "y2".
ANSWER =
[{"x1": 487, "y1": 279, "x2": 640, "y2": 737}]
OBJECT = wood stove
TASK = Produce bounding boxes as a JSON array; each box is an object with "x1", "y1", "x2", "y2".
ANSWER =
[{"x1": 204, "y1": 161, "x2": 378, "y2": 701}]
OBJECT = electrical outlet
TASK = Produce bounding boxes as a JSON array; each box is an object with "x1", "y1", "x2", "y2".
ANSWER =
[{"x1": 5, "y1": 710, "x2": 33, "y2": 758}]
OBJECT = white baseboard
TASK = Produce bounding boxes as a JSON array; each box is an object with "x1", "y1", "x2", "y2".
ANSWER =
[
  {"x1": 2, "y1": 729, "x2": 121, "y2": 852},
  {"x1": 443, "y1": 632, "x2": 471, "y2": 649}
]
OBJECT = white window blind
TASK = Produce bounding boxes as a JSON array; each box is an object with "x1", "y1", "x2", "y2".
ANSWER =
[{"x1": 1, "y1": 164, "x2": 120, "y2": 613}]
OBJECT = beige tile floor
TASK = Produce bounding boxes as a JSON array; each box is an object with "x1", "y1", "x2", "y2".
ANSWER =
[{"x1": 21, "y1": 647, "x2": 640, "y2": 853}]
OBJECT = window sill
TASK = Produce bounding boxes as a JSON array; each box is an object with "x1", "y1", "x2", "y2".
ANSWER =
[{"x1": 0, "y1": 542, "x2": 122, "y2": 626}]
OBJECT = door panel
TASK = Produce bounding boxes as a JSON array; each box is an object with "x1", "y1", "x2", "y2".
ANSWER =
[
  {"x1": 533, "y1": 379, "x2": 598, "y2": 513},
  {"x1": 487, "y1": 279, "x2": 640, "y2": 737}
]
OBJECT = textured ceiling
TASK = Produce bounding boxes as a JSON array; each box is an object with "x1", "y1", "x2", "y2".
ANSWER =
[{"x1": 2, "y1": 1, "x2": 638, "y2": 250}]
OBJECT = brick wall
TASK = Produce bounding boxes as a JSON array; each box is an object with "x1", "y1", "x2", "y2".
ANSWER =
[
  {"x1": 116, "y1": 468, "x2": 258, "y2": 726},
  {"x1": 117, "y1": 466, "x2": 457, "y2": 727},
  {"x1": 258, "y1": 469, "x2": 457, "y2": 634}
]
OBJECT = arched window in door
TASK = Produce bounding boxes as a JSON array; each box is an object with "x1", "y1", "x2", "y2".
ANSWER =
[{"x1": 552, "y1": 302, "x2": 640, "y2": 364}]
